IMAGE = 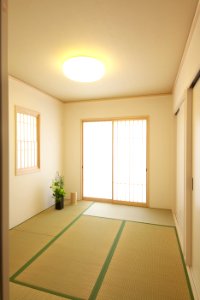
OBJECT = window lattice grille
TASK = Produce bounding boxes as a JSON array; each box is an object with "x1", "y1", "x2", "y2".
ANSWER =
[{"x1": 16, "y1": 107, "x2": 40, "y2": 174}]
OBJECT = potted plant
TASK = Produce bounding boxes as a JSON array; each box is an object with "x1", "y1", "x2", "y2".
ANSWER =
[{"x1": 50, "y1": 172, "x2": 66, "y2": 210}]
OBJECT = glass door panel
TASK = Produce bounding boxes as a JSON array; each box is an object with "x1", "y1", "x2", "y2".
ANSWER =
[
  {"x1": 113, "y1": 120, "x2": 147, "y2": 203},
  {"x1": 83, "y1": 121, "x2": 112, "y2": 199}
]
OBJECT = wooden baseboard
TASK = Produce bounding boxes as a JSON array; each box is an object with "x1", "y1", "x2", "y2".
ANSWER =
[
  {"x1": 173, "y1": 213, "x2": 184, "y2": 249},
  {"x1": 186, "y1": 266, "x2": 200, "y2": 300}
]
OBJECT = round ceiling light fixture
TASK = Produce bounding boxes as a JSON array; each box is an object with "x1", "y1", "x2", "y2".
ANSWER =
[{"x1": 63, "y1": 56, "x2": 105, "y2": 82}]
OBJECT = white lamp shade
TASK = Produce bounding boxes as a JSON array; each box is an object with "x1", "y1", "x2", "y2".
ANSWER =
[{"x1": 63, "y1": 56, "x2": 105, "y2": 82}]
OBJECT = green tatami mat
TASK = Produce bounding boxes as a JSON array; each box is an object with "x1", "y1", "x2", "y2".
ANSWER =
[
  {"x1": 10, "y1": 282, "x2": 68, "y2": 300},
  {"x1": 14, "y1": 201, "x2": 92, "y2": 236},
  {"x1": 84, "y1": 202, "x2": 175, "y2": 226},
  {"x1": 10, "y1": 230, "x2": 52, "y2": 276},
  {"x1": 96, "y1": 222, "x2": 193, "y2": 300},
  {"x1": 12, "y1": 215, "x2": 121, "y2": 300}
]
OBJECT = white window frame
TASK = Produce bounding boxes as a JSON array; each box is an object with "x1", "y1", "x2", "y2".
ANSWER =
[{"x1": 15, "y1": 106, "x2": 40, "y2": 175}]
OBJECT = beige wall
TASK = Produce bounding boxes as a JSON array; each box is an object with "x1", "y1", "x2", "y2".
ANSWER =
[
  {"x1": 64, "y1": 95, "x2": 175, "y2": 209},
  {"x1": 9, "y1": 77, "x2": 64, "y2": 228},
  {"x1": 173, "y1": 3, "x2": 200, "y2": 111}
]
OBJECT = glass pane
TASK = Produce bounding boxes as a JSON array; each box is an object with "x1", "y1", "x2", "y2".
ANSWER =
[
  {"x1": 83, "y1": 121, "x2": 112, "y2": 199},
  {"x1": 16, "y1": 111, "x2": 38, "y2": 171},
  {"x1": 113, "y1": 119, "x2": 147, "y2": 203}
]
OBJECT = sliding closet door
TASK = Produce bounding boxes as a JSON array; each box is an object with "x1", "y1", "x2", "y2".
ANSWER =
[
  {"x1": 113, "y1": 120, "x2": 147, "y2": 204},
  {"x1": 192, "y1": 79, "x2": 200, "y2": 294},
  {"x1": 83, "y1": 121, "x2": 112, "y2": 199}
]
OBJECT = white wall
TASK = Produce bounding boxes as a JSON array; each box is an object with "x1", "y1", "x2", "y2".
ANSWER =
[
  {"x1": 9, "y1": 77, "x2": 64, "y2": 228},
  {"x1": 64, "y1": 95, "x2": 175, "y2": 209},
  {"x1": 173, "y1": 3, "x2": 200, "y2": 112}
]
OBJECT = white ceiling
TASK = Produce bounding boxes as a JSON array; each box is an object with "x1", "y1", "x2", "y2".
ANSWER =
[{"x1": 8, "y1": 0, "x2": 198, "y2": 102}]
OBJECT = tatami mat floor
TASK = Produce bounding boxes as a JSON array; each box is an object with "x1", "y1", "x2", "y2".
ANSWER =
[
  {"x1": 9, "y1": 201, "x2": 192, "y2": 300},
  {"x1": 10, "y1": 201, "x2": 92, "y2": 300},
  {"x1": 84, "y1": 202, "x2": 174, "y2": 226},
  {"x1": 10, "y1": 282, "x2": 69, "y2": 300}
]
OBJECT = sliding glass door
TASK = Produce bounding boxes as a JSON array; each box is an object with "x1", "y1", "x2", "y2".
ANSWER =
[{"x1": 82, "y1": 118, "x2": 148, "y2": 206}]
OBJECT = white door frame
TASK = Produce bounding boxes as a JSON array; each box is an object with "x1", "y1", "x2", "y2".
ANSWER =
[{"x1": 0, "y1": 0, "x2": 9, "y2": 299}]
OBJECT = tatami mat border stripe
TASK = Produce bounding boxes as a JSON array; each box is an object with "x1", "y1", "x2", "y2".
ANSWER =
[
  {"x1": 88, "y1": 220, "x2": 126, "y2": 300},
  {"x1": 174, "y1": 228, "x2": 194, "y2": 300},
  {"x1": 10, "y1": 202, "x2": 94, "y2": 281}
]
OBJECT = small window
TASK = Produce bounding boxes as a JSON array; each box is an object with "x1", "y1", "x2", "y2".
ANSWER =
[{"x1": 15, "y1": 106, "x2": 40, "y2": 175}]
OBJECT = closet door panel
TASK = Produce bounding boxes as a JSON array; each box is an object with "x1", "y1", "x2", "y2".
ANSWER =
[{"x1": 192, "y1": 79, "x2": 200, "y2": 295}]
